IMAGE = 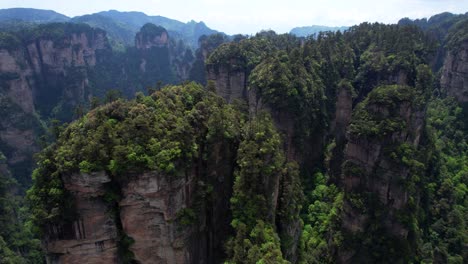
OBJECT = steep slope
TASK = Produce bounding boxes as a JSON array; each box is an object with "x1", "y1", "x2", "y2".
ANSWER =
[
  {"x1": 0, "y1": 23, "x2": 108, "y2": 188},
  {"x1": 339, "y1": 85, "x2": 429, "y2": 262},
  {"x1": 29, "y1": 83, "x2": 242, "y2": 263},
  {"x1": 0, "y1": 21, "x2": 195, "y2": 188},
  {"x1": 15, "y1": 11, "x2": 468, "y2": 264},
  {"x1": 441, "y1": 18, "x2": 468, "y2": 102}
]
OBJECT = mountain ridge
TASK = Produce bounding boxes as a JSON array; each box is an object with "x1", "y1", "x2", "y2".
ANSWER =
[{"x1": 0, "y1": 8, "x2": 220, "y2": 48}]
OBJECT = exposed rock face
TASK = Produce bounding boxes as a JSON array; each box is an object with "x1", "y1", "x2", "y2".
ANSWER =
[
  {"x1": 119, "y1": 172, "x2": 195, "y2": 263},
  {"x1": 0, "y1": 28, "x2": 108, "y2": 116},
  {"x1": 135, "y1": 27, "x2": 169, "y2": 49},
  {"x1": 206, "y1": 65, "x2": 247, "y2": 103},
  {"x1": 339, "y1": 89, "x2": 426, "y2": 262},
  {"x1": 331, "y1": 85, "x2": 353, "y2": 142},
  {"x1": 206, "y1": 62, "x2": 307, "y2": 263},
  {"x1": 0, "y1": 48, "x2": 39, "y2": 180},
  {"x1": 441, "y1": 41, "x2": 468, "y2": 102},
  {"x1": 45, "y1": 139, "x2": 236, "y2": 264},
  {"x1": 0, "y1": 49, "x2": 35, "y2": 114},
  {"x1": 26, "y1": 30, "x2": 109, "y2": 117},
  {"x1": 45, "y1": 172, "x2": 118, "y2": 264},
  {"x1": 0, "y1": 27, "x2": 109, "y2": 187},
  {"x1": 328, "y1": 83, "x2": 354, "y2": 182},
  {"x1": 27, "y1": 32, "x2": 107, "y2": 70}
]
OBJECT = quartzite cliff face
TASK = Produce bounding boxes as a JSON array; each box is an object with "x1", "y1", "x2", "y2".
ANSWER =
[
  {"x1": 45, "y1": 172, "x2": 118, "y2": 264},
  {"x1": 0, "y1": 26, "x2": 109, "y2": 187},
  {"x1": 441, "y1": 41, "x2": 468, "y2": 103},
  {"x1": 24, "y1": 17, "x2": 468, "y2": 264},
  {"x1": 41, "y1": 98, "x2": 238, "y2": 264},
  {"x1": 0, "y1": 22, "x2": 195, "y2": 189},
  {"x1": 338, "y1": 85, "x2": 427, "y2": 263}
]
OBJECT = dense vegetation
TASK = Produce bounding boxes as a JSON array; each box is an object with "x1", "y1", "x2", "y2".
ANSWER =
[
  {"x1": 207, "y1": 15, "x2": 467, "y2": 263},
  {"x1": 0, "y1": 157, "x2": 42, "y2": 263},
  {"x1": 0, "y1": 8, "x2": 467, "y2": 263}
]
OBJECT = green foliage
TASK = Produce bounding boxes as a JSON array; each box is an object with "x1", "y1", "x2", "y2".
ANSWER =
[
  {"x1": 117, "y1": 231, "x2": 136, "y2": 263},
  {"x1": 28, "y1": 82, "x2": 244, "y2": 238},
  {"x1": 226, "y1": 113, "x2": 290, "y2": 263},
  {"x1": 139, "y1": 23, "x2": 167, "y2": 42},
  {"x1": 226, "y1": 220, "x2": 289, "y2": 264},
  {"x1": 349, "y1": 85, "x2": 423, "y2": 138},
  {"x1": 206, "y1": 35, "x2": 276, "y2": 72},
  {"x1": 0, "y1": 95, "x2": 45, "y2": 188},
  {"x1": 0, "y1": 236, "x2": 23, "y2": 264},
  {"x1": 346, "y1": 23, "x2": 435, "y2": 98},
  {"x1": 341, "y1": 81, "x2": 431, "y2": 262},
  {"x1": 14, "y1": 14, "x2": 468, "y2": 264},
  {"x1": 277, "y1": 162, "x2": 304, "y2": 256},
  {"x1": 230, "y1": 113, "x2": 285, "y2": 227},
  {"x1": 421, "y1": 98, "x2": 468, "y2": 263},
  {"x1": 299, "y1": 172, "x2": 343, "y2": 263},
  {"x1": 26, "y1": 146, "x2": 75, "y2": 235},
  {"x1": 0, "y1": 32, "x2": 21, "y2": 51},
  {"x1": 0, "y1": 166, "x2": 43, "y2": 262},
  {"x1": 176, "y1": 208, "x2": 197, "y2": 226},
  {"x1": 446, "y1": 18, "x2": 468, "y2": 51}
]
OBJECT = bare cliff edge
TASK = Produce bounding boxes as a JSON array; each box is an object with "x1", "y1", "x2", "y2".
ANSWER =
[
  {"x1": 45, "y1": 163, "x2": 235, "y2": 263},
  {"x1": 42, "y1": 113, "x2": 237, "y2": 264},
  {"x1": 26, "y1": 20, "x2": 468, "y2": 264},
  {"x1": 338, "y1": 85, "x2": 427, "y2": 262},
  {"x1": 0, "y1": 26, "x2": 108, "y2": 187},
  {"x1": 46, "y1": 171, "x2": 195, "y2": 264},
  {"x1": 441, "y1": 41, "x2": 468, "y2": 103},
  {"x1": 0, "y1": 22, "x2": 195, "y2": 189}
]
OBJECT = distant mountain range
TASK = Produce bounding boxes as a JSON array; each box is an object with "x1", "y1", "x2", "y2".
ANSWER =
[
  {"x1": 0, "y1": 8, "x2": 69, "y2": 23},
  {"x1": 290, "y1": 25, "x2": 349, "y2": 37},
  {"x1": 0, "y1": 8, "x2": 358, "y2": 48},
  {"x1": 0, "y1": 8, "x2": 219, "y2": 48}
]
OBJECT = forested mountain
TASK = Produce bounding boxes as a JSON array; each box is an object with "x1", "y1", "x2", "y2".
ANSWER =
[
  {"x1": 0, "y1": 8, "x2": 69, "y2": 23},
  {"x1": 0, "y1": 8, "x2": 467, "y2": 264}
]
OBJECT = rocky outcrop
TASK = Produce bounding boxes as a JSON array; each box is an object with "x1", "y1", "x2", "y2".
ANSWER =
[
  {"x1": 119, "y1": 172, "x2": 195, "y2": 263},
  {"x1": 0, "y1": 26, "x2": 108, "y2": 117},
  {"x1": 0, "y1": 49, "x2": 35, "y2": 114},
  {"x1": 338, "y1": 86, "x2": 426, "y2": 262},
  {"x1": 45, "y1": 137, "x2": 236, "y2": 264},
  {"x1": 0, "y1": 26, "x2": 109, "y2": 187},
  {"x1": 27, "y1": 32, "x2": 107, "y2": 70},
  {"x1": 206, "y1": 61, "x2": 307, "y2": 263},
  {"x1": 441, "y1": 41, "x2": 468, "y2": 102},
  {"x1": 27, "y1": 29, "x2": 109, "y2": 117},
  {"x1": 206, "y1": 65, "x2": 247, "y2": 104},
  {"x1": 328, "y1": 82, "x2": 354, "y2": 182},
  {"x1": 0, "y1": 47, "x2": 40, "y2": 182},
  {"x1": 135, "y1": 24, "x2": 169, "y2": 49},
  {"x1": 45, "y1": 172, "x2": 118, "y2": 264}
]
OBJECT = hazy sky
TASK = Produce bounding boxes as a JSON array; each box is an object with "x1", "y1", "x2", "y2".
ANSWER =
[{"x1": 1, "y1": 0, "x2": 467, "y2": 34}]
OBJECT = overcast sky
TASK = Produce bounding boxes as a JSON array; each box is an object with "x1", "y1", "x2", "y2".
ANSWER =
[{"x1": 1, "y1": 0, "x2": 467, "y2": 34}]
